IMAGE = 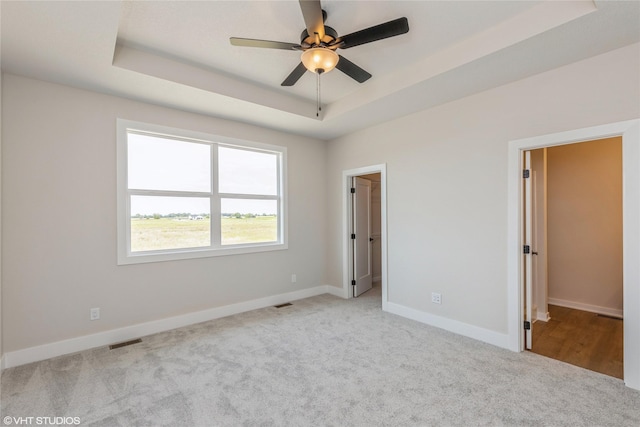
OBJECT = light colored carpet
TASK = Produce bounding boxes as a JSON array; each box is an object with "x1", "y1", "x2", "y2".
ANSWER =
[{"x1": 2, "y1": 285, "x2": 639, "y2": 426}]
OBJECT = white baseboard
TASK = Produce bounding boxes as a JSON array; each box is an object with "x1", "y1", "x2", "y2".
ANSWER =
[
  {"x1": 324, "y1": 285, "x2": 347, "y2": 298},
  {"x1": 548, "y1": 298, "x2": 623, "y2": 319},
  {"x1": 3, "y1": 285, "x2": 333, "y2": 369},
  {"x1": 373, "y1": 275, "x2": 382, "y2": 282},
  {"x1": 537, "y1": 311, "x2": 551, "y2": 322},
  {"x1": 0, "y1": 354, "x2": 5, "y2": 372},
  {"x1": 385, "y1": 302, "x2": 510, "y2": 350}
]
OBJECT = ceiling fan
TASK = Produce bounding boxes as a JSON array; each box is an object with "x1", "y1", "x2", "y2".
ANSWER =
[{"x1": 230, "y1": 0, "x2": 409, "y2": 106}]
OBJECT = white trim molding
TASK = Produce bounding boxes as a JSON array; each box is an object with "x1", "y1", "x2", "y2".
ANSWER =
[
  {"x1": 3, "y1": 285, "x2": 336, "y2": 369},
  {"x1": 341, "y1": 164, "x2": 388, "y2": 309},
  {"x1": 386, "y1": 302, "x2": 511, "y2": 350},
  {"x1": 536, "y1": 311, "x2": 551, "y2": 322},
  {"x1": 325, "y1": 284, "x2": 347, "y2": 299},
  {"x1": 548, "y1": 298, "x2": 623, "y2": 319},
  {"x1": 507, "y1": 119, "x2": 640, "y2": 390},
  {"x1": 116, "y1": 118, "x2": 288, "y2": 265}
]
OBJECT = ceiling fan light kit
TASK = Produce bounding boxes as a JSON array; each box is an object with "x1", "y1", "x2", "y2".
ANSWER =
[
  {"x1": 301, "y1": 47, "x2": 339, "y2": 73},
  {"x1": 230, "y1": 0, "x2": 409, "y2": 116}
]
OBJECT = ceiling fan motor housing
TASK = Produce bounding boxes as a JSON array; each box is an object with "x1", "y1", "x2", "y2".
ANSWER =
[{"x1": 300, "y1": 26, "x2": 338, "y2": 47}]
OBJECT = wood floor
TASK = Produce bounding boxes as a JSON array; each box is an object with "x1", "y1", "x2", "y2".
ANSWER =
[{"x1": 530, "y1": 304, "x2": 623, "y2": 379}]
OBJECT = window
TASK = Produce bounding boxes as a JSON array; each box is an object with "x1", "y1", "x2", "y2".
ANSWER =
[{"x1": 117, "y1": 119, "x2": 287, "y2": 264}]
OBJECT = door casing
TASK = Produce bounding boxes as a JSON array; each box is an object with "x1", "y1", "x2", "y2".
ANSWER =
[
  {"x1": 342, "y1": 164, "x2": 388, "y2": 309},
  {"x1": 508, "y1": 119, "x2": 640, "y2": 390},
  {"x1": 352, "y1": 176, "x2": 373, "y2": 297}
]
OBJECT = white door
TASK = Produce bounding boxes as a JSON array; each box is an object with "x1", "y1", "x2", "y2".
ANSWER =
[
  {"x1": 523, "y1": 151, "x2": 534, "y2": 349},
  {"x1": 352, "y1": 177, "x2": 373, "y2": 297},
  {"x1": 534, "y1": 150, "x2": 550, "y2": 322},
  {"x1": 532, "y1": 170, "x2": 539, "y2": 322}
]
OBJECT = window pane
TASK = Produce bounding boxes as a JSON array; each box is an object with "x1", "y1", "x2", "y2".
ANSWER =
[
  {"x1": 130, "y1": 196, "x2": 210, "y2": 252},
  {"x1": 128, "y1": 133, "x2": 211, "y2": 192},
  {"x1": 218, "y1": 147, "x2": 277, "y2": 195},
  {"x1": 221, "y1": 199, "x2": 277, "y2": 245}
]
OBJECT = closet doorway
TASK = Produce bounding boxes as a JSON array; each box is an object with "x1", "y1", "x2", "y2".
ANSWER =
[
  {"x1": 524, "y1": 138, "x2": 623, "y2": 378},
  {"x1": 342, "y1": 165, "x2": 388, "y2": 306}
]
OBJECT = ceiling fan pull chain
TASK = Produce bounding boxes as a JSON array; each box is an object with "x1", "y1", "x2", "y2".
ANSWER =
[{"x1": 316, "y1": 71, "x2": 321, "y2": 117}]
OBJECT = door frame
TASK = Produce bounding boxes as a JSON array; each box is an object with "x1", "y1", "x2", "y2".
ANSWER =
[
  {"x1": 507, "y1": 119, "x2": 640, "y2": 390},
  {"x1": 523, "y1": 151, "x2": 533, "y2": 349},
  {"x1": 352, "y1": 176, "x2": 373, "y2": 297},
  {"x1": 342, "y1": 164, "x2": 388, "y2": 309}
]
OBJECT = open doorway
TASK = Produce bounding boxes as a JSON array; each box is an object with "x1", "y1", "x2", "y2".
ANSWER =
[
  {"x1": 525, "y1": 138, "x2": 623, "y2": 379},
  {"x1": 352, "y1": 173, "x2": 383, "y2": 297},
  {"x1": 342, "y1": 165, "x2": 388, "y2": 307},
  {"x1": 507, "y1": 119, "x2": 640, "y2": 390}
]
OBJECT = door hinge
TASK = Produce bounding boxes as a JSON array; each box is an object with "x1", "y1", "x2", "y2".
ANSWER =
[
  {"x1": 524, "y1": 321, "x2": 531, "y2": 330},
  {"x1": 350, "y1": 187, "x2": 356, "y2": 194},
  {"x1": 351, "y1": 280, "x2": 356, "y2": 286},
  {"x1": 351, "y1": 233, "x2": 356, "y2": 239},
  {"x1": 523, "y1": 245, "x2": 530, "y2": 254},
  {"x1": 523, "y1": 169, "x2": 530, "y2": 179}
]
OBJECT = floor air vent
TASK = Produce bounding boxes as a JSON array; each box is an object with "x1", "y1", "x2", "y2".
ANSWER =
[
  {"x1": 274, "y1": 302, "x2": 292, "y2": 308},
  {"x1": 109, "y1": 338, "x2": 142, "y2": 350}
]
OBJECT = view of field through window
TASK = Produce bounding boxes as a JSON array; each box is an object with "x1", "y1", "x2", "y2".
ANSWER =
[
  {"x1": 127, "y1": 132, "x2": 280, "y2": 254},
  {"x1": 130, "y1": 215, "x2": 277, "y2": 252}
]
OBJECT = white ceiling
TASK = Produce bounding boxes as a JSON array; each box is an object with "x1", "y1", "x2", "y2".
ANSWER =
[{"x1": 2, "y1": 1, "x2": 639, "y2": 140}]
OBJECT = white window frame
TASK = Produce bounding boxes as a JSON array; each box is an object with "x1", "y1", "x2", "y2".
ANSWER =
[{"x1": 117, "y1": 119, "x2": 287, "y2": 265}]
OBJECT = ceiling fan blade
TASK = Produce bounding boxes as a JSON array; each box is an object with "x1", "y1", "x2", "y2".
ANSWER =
[
  {"x1": 335, "y1": 17, "x2": 409, "y2": 49},
  {"x1": 336, "y1": 55, "x2": 372, "y2": 83},
  {"x1": 299, "y1": 0, "x2": 325, "y2": 40},
  {"x1": 230, "y1": 37, "x2": 301, "y2": 50},
  {"x1": 281, "y1": 62, "x2": 308, "y2": 86}
]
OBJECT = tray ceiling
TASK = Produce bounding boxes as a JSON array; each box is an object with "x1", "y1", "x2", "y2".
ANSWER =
[{"x1": 2, "y1": 1, "x2": 638, "y2": 139}]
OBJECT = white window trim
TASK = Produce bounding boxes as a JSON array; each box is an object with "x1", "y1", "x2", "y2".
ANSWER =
[{"x1": 117, "y1": 119, "x2": 288, "y2": 265}]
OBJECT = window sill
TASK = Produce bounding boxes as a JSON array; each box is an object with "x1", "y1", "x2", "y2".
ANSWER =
[{"x1": 117, "y1": 242, "x2": 288, "y2": 265}]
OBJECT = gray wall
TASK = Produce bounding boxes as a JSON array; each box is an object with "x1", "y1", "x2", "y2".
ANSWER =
[
  {"x1": 1, "y1": 74, "x2": 327, "y2": 353},
  {"x1": 325, "y1": 44, "x2": 639, "y2": 335},
  {"x1": 2, "y1": 42, "x2": 639, "y2": 360},
  {"x1": 547, "y1": 137, "x2": 623, "y2": 313},
  {"x1": 1, "y1": 69, "x2": 3, "y2": 363}
]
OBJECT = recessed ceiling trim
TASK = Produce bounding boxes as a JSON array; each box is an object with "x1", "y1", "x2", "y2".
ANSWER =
[
  {"x1": 323, "y1": 0, "x2": 598, "y2": 121},
  {"x1": 113, "y1": 44, "x2": 319, "y2": 120},
  {"x1": 3, "y1": 0, "x2": 637, "y2": 140}
]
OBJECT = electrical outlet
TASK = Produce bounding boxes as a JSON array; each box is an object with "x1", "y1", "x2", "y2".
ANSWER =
[
  {"x1": 90, "y1": 307, "x2": 100, "y2": 321},
  {"x1": 291, "y1": 274, "x2": 297, "y2": 283},
  {"x1": 431, "y1": 293, "x2": 442, "y2": 305}
]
